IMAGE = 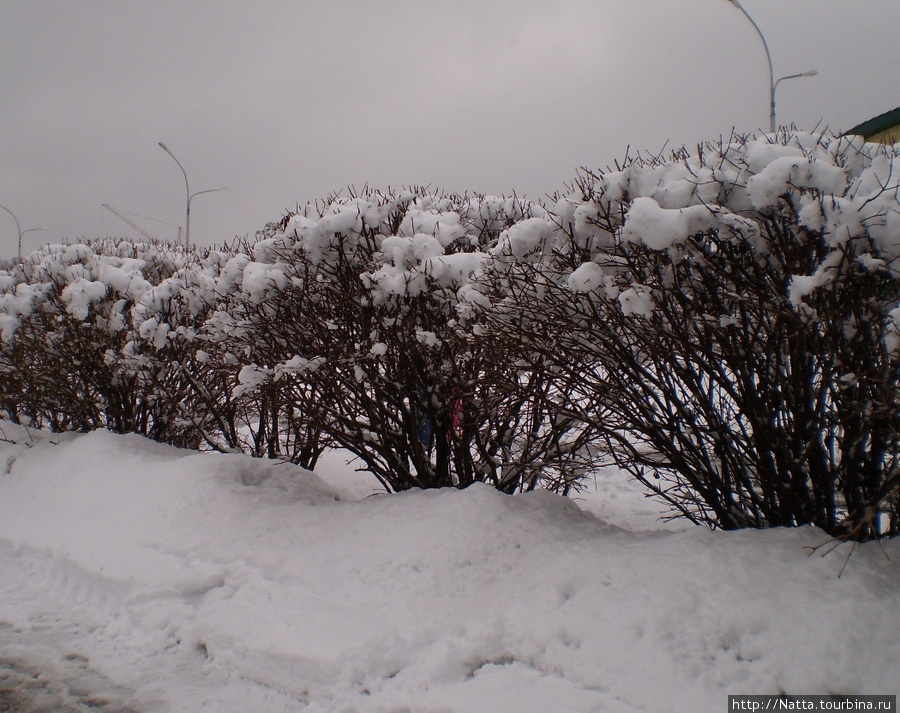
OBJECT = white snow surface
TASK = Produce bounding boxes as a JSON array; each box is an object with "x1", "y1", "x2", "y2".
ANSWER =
[{"x1": 0, "y1": 422, "x2": 898, "y2": 712}]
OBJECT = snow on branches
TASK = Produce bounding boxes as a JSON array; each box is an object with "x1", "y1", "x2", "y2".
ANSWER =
[{"x1": 1, "y1": 130, "x2": 899, "y2": 536}]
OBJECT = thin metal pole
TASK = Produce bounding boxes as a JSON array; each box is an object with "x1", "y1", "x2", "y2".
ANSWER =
[
  {"x1": 727, "y1": 0, "x2": 776, "y2": 132},
  {"x1": 159, "y1": 143, "x2": 224, "y2": 250},
  {"x1": 773, "y1": 70, "x2": 819, "y2": 125},
  {"x1": 159, "y1": 142, "x2": 191, "y2": 248},
  {"x1": 0, "y1": 203, "x2": 23, "y2": 261},
  {"x1": 187, "y1": 187, "x2": 227, "y2": 249},
  {"x1": 19, "y1": 228, "x2": 47, "y2": 259}
]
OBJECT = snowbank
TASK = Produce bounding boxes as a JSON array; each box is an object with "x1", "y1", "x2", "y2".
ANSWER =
[{"x1": 0, "y1": 423, "x2": 897, "y2": 712}]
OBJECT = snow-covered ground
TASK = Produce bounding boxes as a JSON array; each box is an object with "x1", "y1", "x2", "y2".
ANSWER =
[{"x1": 0, "y1": 420, "x2": 897, "y2": 712}]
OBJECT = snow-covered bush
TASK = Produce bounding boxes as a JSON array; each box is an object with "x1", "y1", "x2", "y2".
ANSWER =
[
  {"x1": 469, "y1": 130, "x2": 900, "y2": 539},
  {"x1": 0, "y1": 240, "x2": 153, "y2": 431},
  {"x1": 120, "y1": 247, "x2": 241, "y2": 450},
  {"x1": 0, "y1": 239, "x2": 230, "y2": 447},
  {"x1": 4, "y1": 129, "x2": 899, "y2": 536},
  {"x1": 216, "y1": 187, "x2": 597, "y2": 491}
]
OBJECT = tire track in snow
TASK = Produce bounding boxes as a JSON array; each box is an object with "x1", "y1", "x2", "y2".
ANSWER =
[
  {"x1": 0, "y1": 538, "x2": 222, "y2": 711},
  {"x1": 0, "y1": 539, "x2": 353, "y2": 711},
  {"x1": 0, "y1": 649, "x2": 139, "y2": 713},
  {"x1": 0, "y1": 539, "x2": 147, "y2": 710}
]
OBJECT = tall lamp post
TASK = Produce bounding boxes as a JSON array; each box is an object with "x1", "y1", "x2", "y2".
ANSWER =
[
  {"x1": 0, "y1": 202, "x2": 46, "y2": 261},
  {"x1": 158, "y1": 142, "x2": 225, "y2": 250},
  {"x1": 725, "y1": 0, "x2": 818, "y2": 132}
]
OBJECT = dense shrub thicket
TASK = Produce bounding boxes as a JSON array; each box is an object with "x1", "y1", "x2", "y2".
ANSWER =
[
  {"x1": 2, "y1": 130, "x2": 899, "y2": 539},
  {"x1": 214, "y1": 188, "x2": 599, "y2": 490},
  {"x1": 471, "y1": 134, "x2": 900, "y2": 540}
]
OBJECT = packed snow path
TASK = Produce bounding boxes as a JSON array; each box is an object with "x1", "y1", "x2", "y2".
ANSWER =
[{"x1": 0, "y1": 422, "x2": 898, "y2": 712}]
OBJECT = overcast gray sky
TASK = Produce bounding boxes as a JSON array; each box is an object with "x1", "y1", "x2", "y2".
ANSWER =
[{"x1": 1, "y1": 0, "x2": 898, "y2": 260}]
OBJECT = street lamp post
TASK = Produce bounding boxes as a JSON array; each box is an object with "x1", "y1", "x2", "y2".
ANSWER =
[
  {"x1": 158, "y1": 143, "x2": 225, "y2": 250},
  {"x1": 774, "y1": 70, "x2": 819, "y2": 124},
  {"x1": 0, "y1": 202, "x2": 46, "y2": 261},
  {"x1": 725, "y1": 0, "x2": 818, "y2": 132},
  {"x1": 19, "y1": 228, "x2": 47, "y2": 259}
]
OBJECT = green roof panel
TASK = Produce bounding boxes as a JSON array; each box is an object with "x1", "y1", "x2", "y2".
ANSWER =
[{"x1": 846, "y1": 106, "x2": 900, "y2": 139}]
